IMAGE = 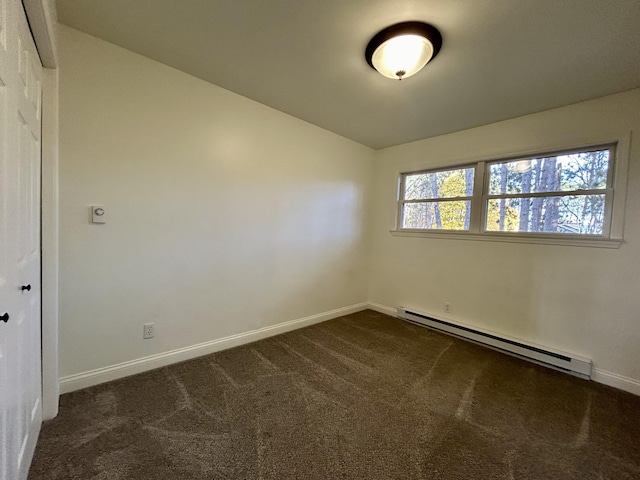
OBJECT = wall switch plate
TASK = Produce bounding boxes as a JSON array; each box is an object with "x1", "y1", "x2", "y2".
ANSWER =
[
  {"x1": 91, "y1": 205, "x2": 106, "y2": 224},
  {"x1": 143, "y1": 323, "x2": 155, "y2": 339}
]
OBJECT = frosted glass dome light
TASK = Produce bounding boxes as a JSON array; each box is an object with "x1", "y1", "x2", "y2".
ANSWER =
[{"x1": 365, "y1": 22, "x2": 442, "y2": 81}]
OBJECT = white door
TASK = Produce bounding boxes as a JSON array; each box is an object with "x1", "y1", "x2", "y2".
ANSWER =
[{"x1": 0, "y1": 0, "x2": 43, "y2": 479}]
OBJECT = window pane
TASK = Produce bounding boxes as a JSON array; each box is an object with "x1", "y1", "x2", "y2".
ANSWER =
[
  {"x1": 403, "y1": 201, "x2": 471, "y2": 230},
  {"x1": 404, "y1": 167, "x2": 475, "y2": 200},
  {"x1": 488, "y1": 149, "x2": 610, "y2": 195},
  {"x1": 485, "y1": 194, "x2": 605, "y2": 235}
]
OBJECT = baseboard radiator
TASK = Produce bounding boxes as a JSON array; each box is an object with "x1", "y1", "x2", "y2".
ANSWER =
[{"x1": 397, "y1": 307, "x2": 592, "y2": 379}]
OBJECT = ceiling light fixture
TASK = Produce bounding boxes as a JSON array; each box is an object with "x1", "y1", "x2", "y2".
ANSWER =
[{"x1": 365, "y1": 21, "x2": 442, "y2": 81}]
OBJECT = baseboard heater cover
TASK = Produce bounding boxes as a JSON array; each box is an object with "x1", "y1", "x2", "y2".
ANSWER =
[{"x1": 397, "y1": 307, "x2": 592, "y2": 379}]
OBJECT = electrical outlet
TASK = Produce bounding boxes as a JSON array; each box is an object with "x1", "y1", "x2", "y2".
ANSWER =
[
  {"x1": 444, "y1": 303, "x2": 451, "y2": 314},
  {"x1": 143, "y1": 323, "x2": 155, "y2": 339}
]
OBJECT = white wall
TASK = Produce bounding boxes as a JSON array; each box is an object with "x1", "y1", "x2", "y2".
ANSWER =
[
  {"x1": 369, "y1": 89, "x2": 640, "y2": 393},
  {"x1": 58, "y1": 26, "x2": 373, "y2": 384},
  {"x1": 58, "y1": 24, "x2": 640, "y2": 395}
]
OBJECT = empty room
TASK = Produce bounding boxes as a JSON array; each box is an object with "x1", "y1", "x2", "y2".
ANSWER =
[{"x1": 1, "y1": 0, "x2": 639, "y2": 478}]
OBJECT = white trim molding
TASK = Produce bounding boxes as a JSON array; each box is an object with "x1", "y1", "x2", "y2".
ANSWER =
[
  {"x1": 592, "y1": 368, "x2": 640, "y2": 397},
  {"x1": 58, "y1": 301, "x2": 640, "y2": 398},
  {"x1": 40, "y1": 67, "x2": 59, "y2": 419},
  {"x1": 390, "y1": 229, "x2": 623, "y2": 248},
  {"x1": 22, "y1": 0, "x2": 57, "y2": 68},
  {"x1": 367, "y1": 302, "x2": 398, "y2": 317},
  {"x1": 22, "y1": 0, "x2": 60, "y2": 420},
  {"x1": 60, "y1": 302, "x2": 368, "y2": 393}
]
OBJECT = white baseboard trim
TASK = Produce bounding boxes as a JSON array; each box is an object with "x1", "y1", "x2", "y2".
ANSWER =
[
  {"x1": 367, "y1": 302, "x2": 398, "y2": 317},
  {"x1": 59, "y1": 302, "x2": 369, "y2": 394},
  {"x1": 57, "y1": 301, "x2": 640, "y2": 398},
  {"x1": 592, "y1": 368, "x2": 640, "y2": 396}
]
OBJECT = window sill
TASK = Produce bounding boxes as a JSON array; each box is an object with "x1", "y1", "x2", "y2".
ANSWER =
[{"x1": 389, "y1": 229, "x2": 623, "y2": 249}]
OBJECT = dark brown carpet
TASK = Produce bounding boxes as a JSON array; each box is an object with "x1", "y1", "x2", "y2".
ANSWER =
[{"x1": 29, "y1": 310, "x2": 640, "y2": 479}]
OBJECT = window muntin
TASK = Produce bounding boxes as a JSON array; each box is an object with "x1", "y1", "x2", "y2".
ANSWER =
[
  {"x1": 398, "y1": 145, "x2": 616, "y2": 239},
  {"x1": 401, "y1": 167, "x2": 475, "y2": 230}
]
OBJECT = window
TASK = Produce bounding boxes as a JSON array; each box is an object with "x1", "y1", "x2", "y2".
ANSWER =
[
  {"x1": 485, "y1": 149, "x2": 610, "y2": 235},
  {"x1": 396, "y1": 144, "x2": 624, "y2": 246},
  {"x1": 402, "y1": 166, "x2": 475, "y2": 230}
]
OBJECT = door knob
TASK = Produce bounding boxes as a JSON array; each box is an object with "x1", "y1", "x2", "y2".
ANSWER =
[
  {"x1": 21, "y1": 284, "x2": 31, "y2": 291},
  {"x1": 0, "y1": 313, "x2": 8, "y2": 323}
]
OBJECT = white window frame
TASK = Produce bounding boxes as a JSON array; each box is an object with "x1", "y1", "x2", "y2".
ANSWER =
[
  {"x1": 397, "y1": 165, "x2": 478, "y2": 232},
  {"x1": 391, "y1": 137, "x2": 630, "y2": 248}
]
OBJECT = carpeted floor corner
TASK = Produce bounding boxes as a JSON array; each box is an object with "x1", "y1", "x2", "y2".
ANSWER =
[{"x1": 29, "y1": 310, "x2": 640, "y2": 479}]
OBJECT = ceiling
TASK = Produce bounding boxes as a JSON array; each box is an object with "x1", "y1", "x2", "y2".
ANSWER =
[{"x1": 56, "y1": 0, "x2": 640, "y2": 150}]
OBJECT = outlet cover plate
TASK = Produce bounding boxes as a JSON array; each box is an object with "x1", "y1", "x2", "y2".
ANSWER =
[{"x1": 143, "y1": 323, "x2": 155, "y2": 339}]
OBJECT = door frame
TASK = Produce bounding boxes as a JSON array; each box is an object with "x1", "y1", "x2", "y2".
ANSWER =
[{"x1": 23, "y1": 0, "x2": 59, "y2": 420}]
